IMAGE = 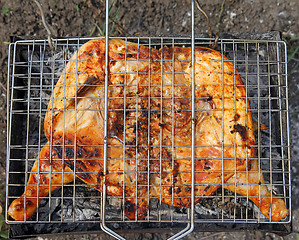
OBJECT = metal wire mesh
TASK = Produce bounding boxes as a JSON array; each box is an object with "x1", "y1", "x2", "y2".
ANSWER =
[
  {"x1": 5, "y1": 0, "x2": 292, "y2": 239},
  {"x1": 6, "y1": 36, "x2": 291, "y2": 230}
]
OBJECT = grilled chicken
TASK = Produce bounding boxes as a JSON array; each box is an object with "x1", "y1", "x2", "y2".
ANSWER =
[
  {"x1": 8, "y1": 144, "x2": 74, "y2": 221},
  {"x1": 8, "y1": 39, "x2": 289, "y2": 222}
]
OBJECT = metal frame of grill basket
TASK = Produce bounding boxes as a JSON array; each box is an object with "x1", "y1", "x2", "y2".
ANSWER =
[{"x1": 6, "y1": 0, "x2": 291, "y2": 239}]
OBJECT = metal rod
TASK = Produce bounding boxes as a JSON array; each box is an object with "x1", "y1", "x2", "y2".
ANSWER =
[
  {"x1": 100, "y1": 0, "x2": 109, "y2": 234},
  {"x1": 266, "y1": 42, "x2": 273, "y2": 221},
  {"x1": 100, "y1": 0, "x2": 125, "y2": 239},
  {"x1": 284, "y1": 41, "x2": 292, "y2": 222},
  {"x1": 24, "y1": 42, "x2": 35, "y2": 220},
  {"x1": 38, "y1": 42, "x2": 46, "y2": 221},
  {"x1": 72, "y1": 38, "x2": 80, "y2": 222},
  {"x1": 159, "y1": 37, "x2": 163, "y2": 222},
  {"x1": 135, "y1": 38, "x2": 140, "y2": 221},
  {"x1": 168, "y1": 1, "x2": 195, "y2": 238},
  {"x1": 147, "y1": 37, "x2": 152, "y2": 221},
  {"x1": 244, "y1": 41, "x2": 249, "y2": 222},
  {"x1": 5, "y1": 42, "x2": 13, "y2": 224},
  {"x1": 190, "y1": 0, "x2": 196, "y2": 231},
  {"x1": 257, "y1": 41, "x2": 261, "y2": 223},
  {"x1": 276, "y1": 41, "x2": 287, "y2": 216}
]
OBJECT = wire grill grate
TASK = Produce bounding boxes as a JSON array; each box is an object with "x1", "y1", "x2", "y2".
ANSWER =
[
  {"x1": 5, "y1": 1, "x2": 292, "y2": 240},
  {"x1": 6, "y1": 36, "x2": 291, "y2": 231}
]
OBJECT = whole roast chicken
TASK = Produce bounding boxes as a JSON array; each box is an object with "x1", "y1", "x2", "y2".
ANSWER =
[{"x1": 8, "y1": 39, "x2": 289, "y2": 222}]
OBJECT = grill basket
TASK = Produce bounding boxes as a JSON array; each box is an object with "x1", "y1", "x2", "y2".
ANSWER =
[{"x1": 6, "y1": 1, "x2": 291, "y2": 239}]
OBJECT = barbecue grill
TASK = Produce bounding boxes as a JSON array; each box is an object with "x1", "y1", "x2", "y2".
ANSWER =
[{"x1": 6, "y1": 0, "x2": 291, "y2": 239}]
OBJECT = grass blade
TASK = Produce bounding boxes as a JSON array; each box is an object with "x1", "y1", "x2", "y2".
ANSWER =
[
  {"x1": 288, "y1": 45, "x2": 299, "y2": 62},
  {"x1": 89, "y1": 26, "x2": 96, "y2": 37}
]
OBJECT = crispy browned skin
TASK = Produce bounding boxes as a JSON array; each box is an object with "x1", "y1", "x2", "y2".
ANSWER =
[
  {"x1": 7, "y1": 144, "x2": 74, "y2": 221},
  {"x1": 8, "y1": 39, "x2": 288, "y2": 222},
  {"x1": 223, "y1": 160, "x2": 289, "y2": 221}
]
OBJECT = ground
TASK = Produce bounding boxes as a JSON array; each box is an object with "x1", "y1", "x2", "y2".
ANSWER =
[{"x1": 0, "y1": 0, "x2": 298, "y2": 239}]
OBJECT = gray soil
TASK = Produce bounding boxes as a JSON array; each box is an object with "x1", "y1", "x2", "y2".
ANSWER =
[{"x1": 0, "y1": 0, "x2": 298, "y2": 239}]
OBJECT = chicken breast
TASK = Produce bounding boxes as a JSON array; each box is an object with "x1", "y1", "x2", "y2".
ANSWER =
[{"x1": 8, "y1": 39, "x2": 289, "y2": 222}]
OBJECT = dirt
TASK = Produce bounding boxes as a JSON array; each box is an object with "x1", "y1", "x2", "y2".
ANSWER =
[{"x1": 0, "y1": 0, "x2": 298, "y2": 239}]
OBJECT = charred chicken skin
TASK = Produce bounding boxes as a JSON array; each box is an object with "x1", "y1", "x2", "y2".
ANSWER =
[{"x1": 8, "y1": 39, "x2": 289, "y2": 222}]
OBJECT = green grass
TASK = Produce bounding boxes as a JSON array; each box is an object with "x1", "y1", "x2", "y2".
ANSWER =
[
  {"x1": 76, "y1": 4, "x2": 80, "y2": 12},
  {"x1": 89, "y1": 0, "x2": 121, "y2": 37},
  {"x1": 284, "y1": 34, "x2": 299, "y2": 74},
  {"x1": 2, "y1": 6, "x2": 12, "y2": 16},
  {"x1": 286, "y1": 35, "x2": 299, "y2": 61},
  {"x1": 52, "y1": 0, "x2": 60, "y2": 9},
  {"x1": 0, "y1": 214, "x2": 8, "y2": 239}
]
